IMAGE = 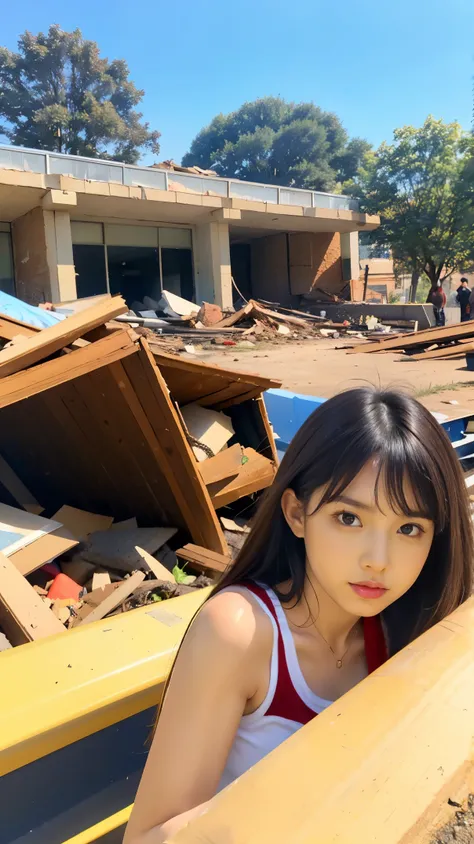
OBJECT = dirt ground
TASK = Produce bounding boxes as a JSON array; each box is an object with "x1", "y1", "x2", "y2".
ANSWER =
[{"x1": 194, "y1": 337, "x2": 474, "y2": 417}]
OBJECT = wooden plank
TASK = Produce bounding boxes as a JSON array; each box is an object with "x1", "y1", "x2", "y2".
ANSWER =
[
  {"x1": 0, "y1": 296, "x2": 127, "y2": 379},
  {"x1": 347, "y1": 320, "x2": 474, "y2": 354},
  {"x1": 0, "y1": 551, "x2": 65, "y2": 644},
  {"x1": 249, "y1": 299, "x2": 309, "y2": 327},
  {"x1": 177, "y1": 543, "x2": 231, "y2": 576},
  {"x1": 0, "y1": 453, "x2": 43, "y2": 514},
  {"x1": 106, "y1": 361, "x2": 184, "y2": 527},
  {"x1": 151, "y1": 346, "x2": 281, "y2": 392},
  {"x1": 0, "y1": 329, "x2": 137, "y2": 410},
  {"x1": 123, "y1": 339, "x2": 227, "y2": 554},
  {"x1": 208, "y1": 448, "x2": 275, "y2": 509},
  {"x1": 75, "y1": 571, "x2": 145, "y2": 626},
  {"x1": 43, "y1": 381, "x2": 125, "y2": 518},
  {"x1": 256, "y1": 395, "x2": 280, "y2": 465},
  {"x1": 0, "y1": 316, "x2": 39, "y2": 341},
  {"x1": 411, "y1": 342, "x2": 474, "y2": 361},
  {"x1": 198, "y1": 444, "x2": 243, "y2": 486},
  {"x1": 77, "y1": 364, "x2": 172, "y2": 525},
  {"x1": 215, "y1": 387, "x2": 264, "y2": 411},
  {"x1": 213, "y1": 302, "x2": 254, "y2": 328},
  {"x1": 52, "y1": 506, "x2": 113, "y2": 541},
  {"x1": 11, "y1": 527, "x2": 78, "y2": 577}
]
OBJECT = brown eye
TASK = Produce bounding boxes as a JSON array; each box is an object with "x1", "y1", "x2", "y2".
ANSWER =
[
  {"x1": 399, "y1": 523, "x2": 421, "y2": 537},
  {"x1": 337, "y1": 512, "x2": 362, "y2": 527}
]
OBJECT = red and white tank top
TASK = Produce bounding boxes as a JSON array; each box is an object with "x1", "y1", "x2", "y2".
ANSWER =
[{"x1": 218, "y1": 582, "x2": 387, "y2": 790}]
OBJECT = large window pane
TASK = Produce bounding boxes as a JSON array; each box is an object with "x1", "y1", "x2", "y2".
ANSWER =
[
  {"x1": 73, "y1": 244, "x2": 108, "y2": 299},
  {"x1": 0, "y1": 231, "x2": 15, "y2": 295},
  {"x1": 161, "y1": 248, "x2": 194, "y2": 301},
  {"x1": 107, "y1": 246, "x2": 161, "y2": 307},
  {"x1": 159, "y1": 227, "x2": 192, "y2": 249},
  {"x1": 71, "y1": 221, "x2": 104, "y2": 245},
  {"x1": 105, "y1": 225, "x2": 158, "y2": 248}
]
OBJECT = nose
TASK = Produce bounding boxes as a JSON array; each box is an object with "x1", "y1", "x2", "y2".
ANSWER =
[{"x1": 360, "y1": 530, "x2": 390, "y2": 574}]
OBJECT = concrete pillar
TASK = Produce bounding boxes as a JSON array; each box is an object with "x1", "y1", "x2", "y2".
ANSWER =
[
  {"x1": 340, "y1": 231, "x2": 360, "y2": 281},
  {"x1": 12, "y1": 208, "x2": 76, "y2": 305},
  {"x1": 193, "y1": 221, "x2": 233, "y2": 309}
]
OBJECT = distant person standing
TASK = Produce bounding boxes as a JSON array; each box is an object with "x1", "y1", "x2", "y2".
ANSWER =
[
  {"x1": 456, "y1": 278, "x2": 471, "y2": 322},
  {"x1": 426, "y1": 284, "x2": 446, "y2": 327}
]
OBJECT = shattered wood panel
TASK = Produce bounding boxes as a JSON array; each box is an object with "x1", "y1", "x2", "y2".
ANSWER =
[
  {"x1": 0, "y1": 296, "x2": 128, "y2": 378},
  {"x1": 0, "y1": 385, "x2": 125, "y2": 519},
  {"x1": 81, "y1": 364, "x2": 178, "y2": 527},
  {"x1": 0, "y1": 360, "x2": 184, "y2": 527},
  {"x1": 72, "y1": 366, "x2": 180, "y2": 526},
  {"x1": 123, "y1": 341, "x2": 226, "y2": 554},
  {"x1": 0, "y1": 329, "x2": 137, "y2": 409}
]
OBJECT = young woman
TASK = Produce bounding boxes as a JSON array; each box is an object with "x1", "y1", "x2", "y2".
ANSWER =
[{"x1": 124, "y1": 388, "x2": 473, "y2": 844}]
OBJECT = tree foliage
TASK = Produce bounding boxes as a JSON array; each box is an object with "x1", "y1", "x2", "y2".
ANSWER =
[
  {"x1": 353, "y1": 117, "x2": 474, "y2": 286},
  {"x1": 0, "y1": 25, "x2": 160, "y2": 163},
  {"x1": 182, "y1": 97, "x2": 370, "y2": 191}
]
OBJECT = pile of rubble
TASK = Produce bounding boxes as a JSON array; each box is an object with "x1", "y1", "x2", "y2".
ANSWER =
[
  {"x1": 0, "y1": 294, "x2": 281, "y2": 650},
  {"x1": 118, "y1": 290, "x2": 348, "y2": 352}
]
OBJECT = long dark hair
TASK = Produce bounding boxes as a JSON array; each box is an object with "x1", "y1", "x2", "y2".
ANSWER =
[{"x1": 213, "y1": 388, "x2": 473, "y2": 654}]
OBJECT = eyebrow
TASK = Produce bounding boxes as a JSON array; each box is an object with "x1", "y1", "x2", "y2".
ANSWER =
[{"x1": 333, "y1": 495, "x2": 429, "y2": 519}]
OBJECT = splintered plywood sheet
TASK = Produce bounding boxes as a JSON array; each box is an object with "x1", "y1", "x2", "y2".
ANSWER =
[
  {"x1": 81, "y1": 527, "x2": 177, "y2": 573},
  {"x1": 181, "y1": 404, "x2": 234, "y2": 461},
  {"x1": 52, "y1": 506, "x2": 114, "y2": 541}
]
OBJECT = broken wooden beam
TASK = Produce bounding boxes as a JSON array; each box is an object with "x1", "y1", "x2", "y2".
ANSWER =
[
  {"x1": 347, "y1": 319, "x2": 474, "y2": 354},
  {"x1": 208, "y1": 448, "x2": 275, "y2": 509},
  {"x1": 176, "y1": 544, "x2": 231, "y2": 577},
  {"x1": 0, "y1": 295, "x2": 128, "y2": 378}
]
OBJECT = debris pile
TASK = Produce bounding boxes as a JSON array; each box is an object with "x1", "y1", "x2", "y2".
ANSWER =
[
  {"x1": 0, "y1": 295, "x2": 281, "y2": 649},
  {"x1": 345, "y1": 318, "x2": 474, "y2": 360},
  {"x1": 121, "y1": 290, "x2": 352, "y2": 351}
]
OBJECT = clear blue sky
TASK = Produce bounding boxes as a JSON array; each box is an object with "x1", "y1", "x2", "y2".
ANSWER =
[{"x1": 2, "y1": 0, "x2": 474, "y2": 163}]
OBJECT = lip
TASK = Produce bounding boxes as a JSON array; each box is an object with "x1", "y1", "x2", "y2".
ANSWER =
[{"x1": 350, "y1": 581, "x2": 388, "y2": 600}]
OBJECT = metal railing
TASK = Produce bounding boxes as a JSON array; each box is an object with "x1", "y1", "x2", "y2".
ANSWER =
[{"x1": 0, "y1": 144, "x2": 360, "y2": 213}]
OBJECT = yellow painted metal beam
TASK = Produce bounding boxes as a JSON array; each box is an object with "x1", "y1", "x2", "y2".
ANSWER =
[
  {"x1": 170, "y1": 597, "x2": 474, "y2": 844},
  {"x1": 62, "y1": 805, "x2": 132, "y2": 844},
  {"x1": 0, "y1": 589, "x2": 209, "y2": 776}
]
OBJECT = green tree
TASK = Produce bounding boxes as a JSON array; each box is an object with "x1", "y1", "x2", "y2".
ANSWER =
[
  {"x1": 182, "y1": 97, "x2": 370, "y2": 191},
  {"x1": 0, "y1": 25, "x2": 160, "y2": 163},
  {"x1": 354, "y1": 117, "x2": 474, "y2": 294}
]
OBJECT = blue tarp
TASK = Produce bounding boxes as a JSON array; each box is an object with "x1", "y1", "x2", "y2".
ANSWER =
[{"x1": 0, "y1": 291, "x2": 65, "y2": 329}]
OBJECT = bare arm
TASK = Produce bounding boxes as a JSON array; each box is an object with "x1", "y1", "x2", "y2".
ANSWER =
[{"x1": 123, "y1": 590, "x2": 267, "y2": 844}]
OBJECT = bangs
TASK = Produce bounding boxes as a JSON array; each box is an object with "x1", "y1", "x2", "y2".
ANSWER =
[{"x1": 315, "y1": 434, "x2": 449, "y2": 532}]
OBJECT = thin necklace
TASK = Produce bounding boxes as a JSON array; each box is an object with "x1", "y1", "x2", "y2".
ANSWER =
[{"x1": 313, "y1": 624, "x2": 352, "y2": 669}]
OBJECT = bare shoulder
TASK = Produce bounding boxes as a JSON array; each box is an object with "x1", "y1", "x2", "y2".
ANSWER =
[{"x1": 186, "y1": 586, "x2": 273, "y2": 658}]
